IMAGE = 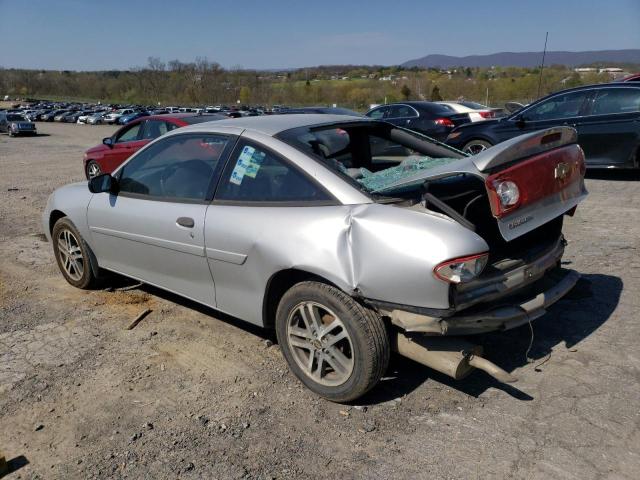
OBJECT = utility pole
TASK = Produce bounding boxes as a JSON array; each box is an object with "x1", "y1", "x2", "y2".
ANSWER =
[{"x1": 537, "y1": 32, "x2": 549, "y2": 99}]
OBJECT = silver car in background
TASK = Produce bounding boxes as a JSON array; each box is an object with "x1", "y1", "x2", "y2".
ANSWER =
[
  {"x1": 42, "y1": 114, "x2": 587, "y2": 401},
  {"x1": 86, "y1": 112, "x2": 107, "y2": 125},
  {"x1": 0, "y1": 112, "x2": 37, "y2": 136}
]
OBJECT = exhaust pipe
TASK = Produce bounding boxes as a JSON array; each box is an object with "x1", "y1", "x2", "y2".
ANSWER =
[{"x1": 393, "y1": 333, "x2": 517, "y2": 383}]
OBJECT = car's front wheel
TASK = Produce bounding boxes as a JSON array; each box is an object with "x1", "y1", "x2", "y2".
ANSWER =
[
  {"x1": 463, "y1": 139, "x2": 493, "y2": 155},
  {"x1": 276, "y1": 281, "x2": 390, "y2": 402},
  {"x1": 52, "y1": 217, "x2": 99, "y2": 289},
  {"x1": 86, "y1": 160, "x2": 102, "y2": 179}
]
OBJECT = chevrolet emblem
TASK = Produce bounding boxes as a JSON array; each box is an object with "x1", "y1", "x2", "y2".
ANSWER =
[{"x1": 554, "y1": 162, "x2": 570, "y2": 180}]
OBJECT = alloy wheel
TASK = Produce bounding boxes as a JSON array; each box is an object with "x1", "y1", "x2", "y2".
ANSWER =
[
  {"x1": 464, "y1": 142, "x2": 489, "y2": 155},
  {"x1": 286, "y1": 301, "x2": 354, "y2": 386},
  {"x1": 87, "y1": 162, "x2": 101, "y2": 178},
  {"x1": 56, "y1": 229, "x2": 84, "y2": 281}
]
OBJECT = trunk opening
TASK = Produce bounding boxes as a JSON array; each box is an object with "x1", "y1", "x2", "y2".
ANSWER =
[{"x1": 416, "y1": 173, "x2": 564, "y2": 265}]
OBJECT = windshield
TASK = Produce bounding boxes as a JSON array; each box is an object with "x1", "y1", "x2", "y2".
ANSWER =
[
  {"x1": 277, "y1": 122, "x2": 465, "y2": 197},
  {"x1": 7, "y1": 114, "x2": 26, "y2": 121}
]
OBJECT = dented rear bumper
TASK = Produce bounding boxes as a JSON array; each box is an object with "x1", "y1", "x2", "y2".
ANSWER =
[{"x1": 378, "y1": 237, "x2": 579, "y2": 335}]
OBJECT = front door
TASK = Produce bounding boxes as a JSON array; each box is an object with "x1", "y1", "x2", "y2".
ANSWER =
[
  {"x1": 500, "y1": 89, "x2": 592, "y2": 141},
  {"x1": 87, "y1": 132, "x2": 234, "y2": 306},
  {"x1": 101, "y1": 121, "x2": 149, "y2": 173}
]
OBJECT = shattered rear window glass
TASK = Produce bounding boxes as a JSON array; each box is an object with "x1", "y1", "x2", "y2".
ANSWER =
[
  {"x1": 353, "y1": 156, "x2": 460, "y2": 193},
  {"x1": 277, "y1": 123, "x2": 464, "y2": 197}
]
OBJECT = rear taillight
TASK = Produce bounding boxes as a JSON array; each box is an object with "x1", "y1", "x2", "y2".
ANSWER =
[
  {"x1": 434, "y1": 253, "x2": 489, "y2": 284},
  {"x1": 434, "y1": 117, "x2": 454, "y2": 127},
  {"x1": 478, "y1": 111, "x2": 494, "y2": 118},
  {"x1": 485, "y1": 144, "x2": 585, "y2": 218}
]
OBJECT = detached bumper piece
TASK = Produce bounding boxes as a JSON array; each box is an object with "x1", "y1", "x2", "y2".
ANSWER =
[{"x1": 389, "y1": 268, "x2": 580, "y2": 335}]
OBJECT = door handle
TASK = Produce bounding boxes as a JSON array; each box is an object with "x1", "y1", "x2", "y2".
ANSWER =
[{"x1": 176, "y1": 217, "x2": 195, "y2": 228}]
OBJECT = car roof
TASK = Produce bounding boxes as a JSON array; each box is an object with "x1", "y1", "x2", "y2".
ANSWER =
[
  {"x1": 177, "y1": 113, "x2": 368, "y2": 136},
  {"x1": 548, "y1": 82, "x2": 640, "y2": 94}
]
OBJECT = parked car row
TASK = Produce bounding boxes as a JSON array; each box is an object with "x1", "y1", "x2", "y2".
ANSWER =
[{"x1": 5, "y1": 101, "x2": 294, "y2": 128}]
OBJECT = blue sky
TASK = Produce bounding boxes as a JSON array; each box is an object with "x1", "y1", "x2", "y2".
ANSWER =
[{"x1": 1, "y1": 0, "x2": 638, "y2": 70}]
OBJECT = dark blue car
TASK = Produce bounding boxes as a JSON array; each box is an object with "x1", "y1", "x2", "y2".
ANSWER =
[
  {"x1": 446, "y1": 83, "x2": 640, "y2": 168},
  {"x1": 365, "y1": 102, "x2": 471, "y2": 142}
]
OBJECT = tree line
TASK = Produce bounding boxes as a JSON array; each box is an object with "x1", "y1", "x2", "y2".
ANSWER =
[{"x1": 0, "y1": 57, "x2": 616, "y2": 109}]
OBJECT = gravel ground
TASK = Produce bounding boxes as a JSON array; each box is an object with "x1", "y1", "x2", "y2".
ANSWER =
[{"x1": 0, "y1": 122, "x2": 639, "y2": 479}]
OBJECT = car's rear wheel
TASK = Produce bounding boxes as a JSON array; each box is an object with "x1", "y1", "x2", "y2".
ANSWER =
[
  {"x1": 463, "y1": 139, "x2": 493, "y2": 155},
  {"x1": 86, "y1": 160, "x2": 102, "y2": 179},
  {"x1": 275, "y1": 281, "x2": 390, "y2": 402},
  {"x1": 52, "y1": 217, "x2": 98, "y2": 289}
]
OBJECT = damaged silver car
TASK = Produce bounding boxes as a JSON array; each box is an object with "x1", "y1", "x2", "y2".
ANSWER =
[{"x1": 42, "y1": 114, "x2": 587, "y2": 401}]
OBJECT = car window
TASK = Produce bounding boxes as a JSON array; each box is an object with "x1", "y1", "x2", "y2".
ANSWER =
[
  {"x1": 591, "y1": 88, "x2": 640, "y2": 115},
  {"x1": 141, "y1": 120, "x2": 170, "y2": 140},
  {"x1": 215, "y1": 141, "x2": 331, "y2": 203},
  {"x1": 115, "y1": 123, "x2": 142, "y2": 143},
  {"x1": 523, "y1": 91, "x2": 590, "y2": 121},
  {"x1": 118, "y1": 134, "x2": 231, "y2": 201},
  {"x1": 389, "y1": 105, "x2": 417, "y2": 118},
  {"x1": 278, "y1": 124, "x2": 463, "y2": 196},
  {"x1": 366, "y1": 106, "x2": 388, "y2": 120}
]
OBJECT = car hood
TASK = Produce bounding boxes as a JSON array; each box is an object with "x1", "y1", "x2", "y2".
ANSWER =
[{"x1": 85, "y1": 144, "x2": 109, "y2": 155}]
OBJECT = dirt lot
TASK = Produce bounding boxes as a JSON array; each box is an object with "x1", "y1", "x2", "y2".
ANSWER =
[{"x1": 1, "y1": 122, "x2": 639, "y2": 479}]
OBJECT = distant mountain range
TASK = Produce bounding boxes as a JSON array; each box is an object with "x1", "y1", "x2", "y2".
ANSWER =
[{"x1": 402, "y1": 49, "x2": 640, "y2": 68}]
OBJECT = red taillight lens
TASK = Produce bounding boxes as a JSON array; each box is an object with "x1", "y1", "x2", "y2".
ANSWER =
[
  {"x1": 479, "y1": 111, "x2": 494, "y2": 118},
  {"x1": 434, "y1": 253, "x2": 489, "y2": 284},
  {"x1": 485, "y1": 144, "x2": 585, "y2": 218},
  {"x1": 434, "y1": 117, "x2": 454, "y2": 127}
]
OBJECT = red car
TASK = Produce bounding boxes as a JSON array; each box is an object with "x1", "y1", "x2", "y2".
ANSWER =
[{"x1": 83, "y1": 113, "x2": 226, "y2": 178}]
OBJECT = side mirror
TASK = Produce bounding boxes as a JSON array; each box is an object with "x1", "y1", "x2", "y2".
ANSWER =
[
  {"x1": 102, "y1": 137, "x2": 114, "y2": 148},
  {"x1": 88, "y1": 173, "x2": 118, "y2": 194}
]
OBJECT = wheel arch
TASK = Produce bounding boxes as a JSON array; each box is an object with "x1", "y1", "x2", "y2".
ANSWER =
[
  {"x1": 262, "y1": 268, "x2": 345, "y2": 329},
  {"x1": 49, "y1": 209, "x2": 67, "y2": 235}
]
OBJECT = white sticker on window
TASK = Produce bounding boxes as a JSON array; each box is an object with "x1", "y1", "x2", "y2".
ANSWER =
[
  {"x1": 229, "y1": 146, "x2": 255, "y2": 185},
  {"x1": 244, "y1": 150, "x2": 266, "y2": 178}
]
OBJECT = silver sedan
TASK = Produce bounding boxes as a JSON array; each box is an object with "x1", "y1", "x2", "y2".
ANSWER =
[{"x1": 43, "y1": 114, "x2": 587, "y2": 401}]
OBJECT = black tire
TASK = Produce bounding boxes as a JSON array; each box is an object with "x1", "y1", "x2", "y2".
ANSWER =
[
  {"x1": 463, "y1": 139, "x2": 493, "y2": 155},
  {"x1": 86, "y1": 160, "x2": 102, "y2": 179},
  {"x1": 275, "y1": 281, "x2": 390, "y2": 402},
  {"x1": 51, "y1": 217, "x2": 99, "y2": 289}
]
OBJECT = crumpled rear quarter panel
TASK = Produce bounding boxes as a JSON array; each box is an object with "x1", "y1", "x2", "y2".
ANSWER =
[
  {"x1": 204, "y1": 202, "x2": 489, "y2": 326},
  {"x1": 348, "y1": 203, "x2": 488, "y2": 309}
]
